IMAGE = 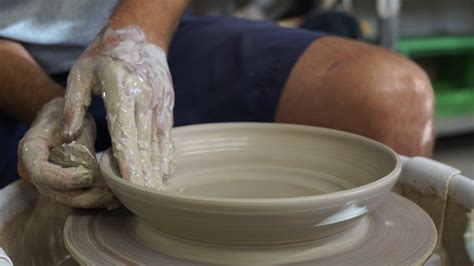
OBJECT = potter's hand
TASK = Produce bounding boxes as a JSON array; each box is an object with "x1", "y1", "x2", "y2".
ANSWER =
[
  {"x1": 18, "y1": 98, "x2": 118, "y2": 208},
  {"x1": 63, "y1": 26, "x2": 174, "y2": 189}
]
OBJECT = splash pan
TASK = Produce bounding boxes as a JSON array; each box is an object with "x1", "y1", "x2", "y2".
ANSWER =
[{"x1": 64, "y1": 193, "x2": 436, "y2": 265}]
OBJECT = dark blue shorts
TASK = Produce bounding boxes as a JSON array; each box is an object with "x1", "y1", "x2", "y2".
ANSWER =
[{"x1": 0, "y1": 15, "x2": 324, "y2": 187}]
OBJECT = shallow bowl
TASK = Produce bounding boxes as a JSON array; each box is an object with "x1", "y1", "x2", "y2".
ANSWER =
[{"x1": 100, "y1": 123, "x2": 401, "y2": 246}]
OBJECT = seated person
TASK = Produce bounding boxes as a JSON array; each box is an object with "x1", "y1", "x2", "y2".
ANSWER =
[{"x1": 0, "y1": 0, "x2": 434, "y2": 207}]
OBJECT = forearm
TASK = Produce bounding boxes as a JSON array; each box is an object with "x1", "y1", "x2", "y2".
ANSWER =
[
  {"x1": 0, "y1": 40, "x2": 64, "y2": 123},
  {"x1": 108, "y1": 0, "x2": 190, "y2": 51}
]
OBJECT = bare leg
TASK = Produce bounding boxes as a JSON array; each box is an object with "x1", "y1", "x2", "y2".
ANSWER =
[{"x1": 276, "y1": 36, "x2": 434, "y2": 157}]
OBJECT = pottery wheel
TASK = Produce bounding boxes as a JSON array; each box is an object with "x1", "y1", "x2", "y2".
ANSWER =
[{"x1": 64, "y1": 193, "x2": 437, "y2": 265}]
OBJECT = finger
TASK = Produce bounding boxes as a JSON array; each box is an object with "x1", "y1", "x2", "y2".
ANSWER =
[
  {"x1": 35, "y1": 98, "x2": 65, "y2": 126},
  {"x1": 21, "y1": 141, "x2": 93, "y2": 190},
  {"x1": 63, "y1": 59, "x2": 94, "y2": 140},
  {"x1": 37, "y1": 185, "x2": 119, "y2": 209},
  {"x1": 20, "y1": 102, "x2": 94, "y2": 190},
  {"x1": 98, "y1": 59, "x2": 144, "y2": 185},
  {"x1": 135, "y1": 87, "x2": 157, "y2": 188},
  {"x1": 49, "y1": 141, "x2": 98, "y2": 176},
  {"x1": 151, "y1": 73, "x2": 175, "y2": 181},
  {"x1": 152, "y1": 106, "x2": 174, "y2": 180},
  {"x1": 42, "y1": 138, "x2": 118, "y2": 209}
]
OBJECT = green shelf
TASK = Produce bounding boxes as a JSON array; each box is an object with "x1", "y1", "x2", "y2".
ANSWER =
[
  {"x1": 396, "y1": 36, "x2": 474, "y2": 135},
  {"x1": 397, "y1": 36, "x2": 474, "y2": 57},
  {"x1": 435, "y1": 83, "x2": 474, "y2": 118}
]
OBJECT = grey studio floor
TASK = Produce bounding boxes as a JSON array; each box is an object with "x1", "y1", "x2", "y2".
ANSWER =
[{"x1": 434, "y1": 133, "x2": 474, "y2": 179}]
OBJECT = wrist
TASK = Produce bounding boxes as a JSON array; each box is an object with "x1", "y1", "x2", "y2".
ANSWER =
[
  {"x1": 105, "y1": 0, "x2": 189, "y2": 52},
  {"x1": 95, "y1": 25, "x2": 170, "y2": 54},
  {"x1": 105, "y1": 22, "x2": 171, "y2": 52},
  {"x1": 101, "y1": 26, "x2": 171, "y2": 54}
]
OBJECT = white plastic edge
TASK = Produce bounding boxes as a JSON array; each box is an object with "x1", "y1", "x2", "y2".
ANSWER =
[{"x1": 0, "y1": 248, "x2": 12, "y2": 266}]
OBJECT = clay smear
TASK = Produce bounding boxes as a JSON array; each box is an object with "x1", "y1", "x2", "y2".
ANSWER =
[
  {"x1": 101, "y1": 26, "x2": 174, "y2": 189},
  {"x1": 65, "y1": 26, "x2": 175, "y2": 189}
]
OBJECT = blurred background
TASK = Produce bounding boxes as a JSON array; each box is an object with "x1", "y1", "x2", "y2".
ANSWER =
[{"x1": 190, "y1": 0, "x2": 474, "y2": 177}]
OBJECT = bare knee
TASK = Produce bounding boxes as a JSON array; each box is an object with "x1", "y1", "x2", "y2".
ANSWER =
[{"x1": 276, "y1": 36, "x2": 434, "y2": 156}]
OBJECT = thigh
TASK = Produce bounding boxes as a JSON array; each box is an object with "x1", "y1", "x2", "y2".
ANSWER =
[
  {"x1": 168, "y1": 15, "x2": 324, "y2": 126},
  {"x1": 275, "y1": 36, "x2": 434, "y2": 156}
]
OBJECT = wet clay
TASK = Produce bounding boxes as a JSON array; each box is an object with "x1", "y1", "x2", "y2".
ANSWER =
[
  {"x1": 1, "y1": 198, "x2": 77, "y2": 266},
  {"x1": 64, "y1": 26, "x2": 174, "y2": 190},
  {"x1": 21, "y1": 98, "x2": 91, "y2": 190},
  {"x1": 20, "y1": 98, "x2": 116, "y2": 208},
  {"x1": 48, "y1": 142, "x2": 119, "y2": 209}
]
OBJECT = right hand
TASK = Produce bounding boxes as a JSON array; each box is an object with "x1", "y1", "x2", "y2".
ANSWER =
[
  {"x1": 62, "y1": 26, "x2": 175, "y2": 189},
  {"x1": 18, "y1": 98, "x2": 118, "y2": 208}
]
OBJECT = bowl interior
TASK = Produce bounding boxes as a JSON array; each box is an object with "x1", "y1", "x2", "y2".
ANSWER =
[{"x1": 106, "y1": 123, "x2": 398, "y2": 200}]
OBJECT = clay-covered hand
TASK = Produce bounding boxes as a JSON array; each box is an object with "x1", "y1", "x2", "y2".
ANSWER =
[
  {"x1": 18, "y1": 98, "x2": 118, "y2": 208},
  {"x1": 63, "y1": 26, "x2": 174, "y2": 189}
]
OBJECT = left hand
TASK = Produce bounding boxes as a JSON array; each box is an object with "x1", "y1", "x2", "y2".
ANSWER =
[{"x1": 18, "y1": 98, "x2": 118, "y2": 208}]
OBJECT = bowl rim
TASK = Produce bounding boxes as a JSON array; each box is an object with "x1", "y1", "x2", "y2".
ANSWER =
[{"x1": 100, "y1": 122, "x2": 401, "y2": 207}]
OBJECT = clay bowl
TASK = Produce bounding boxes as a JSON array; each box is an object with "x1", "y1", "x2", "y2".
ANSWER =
[{"x1": 100, "y1": 123, "x2": 401, "y2": 246}]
